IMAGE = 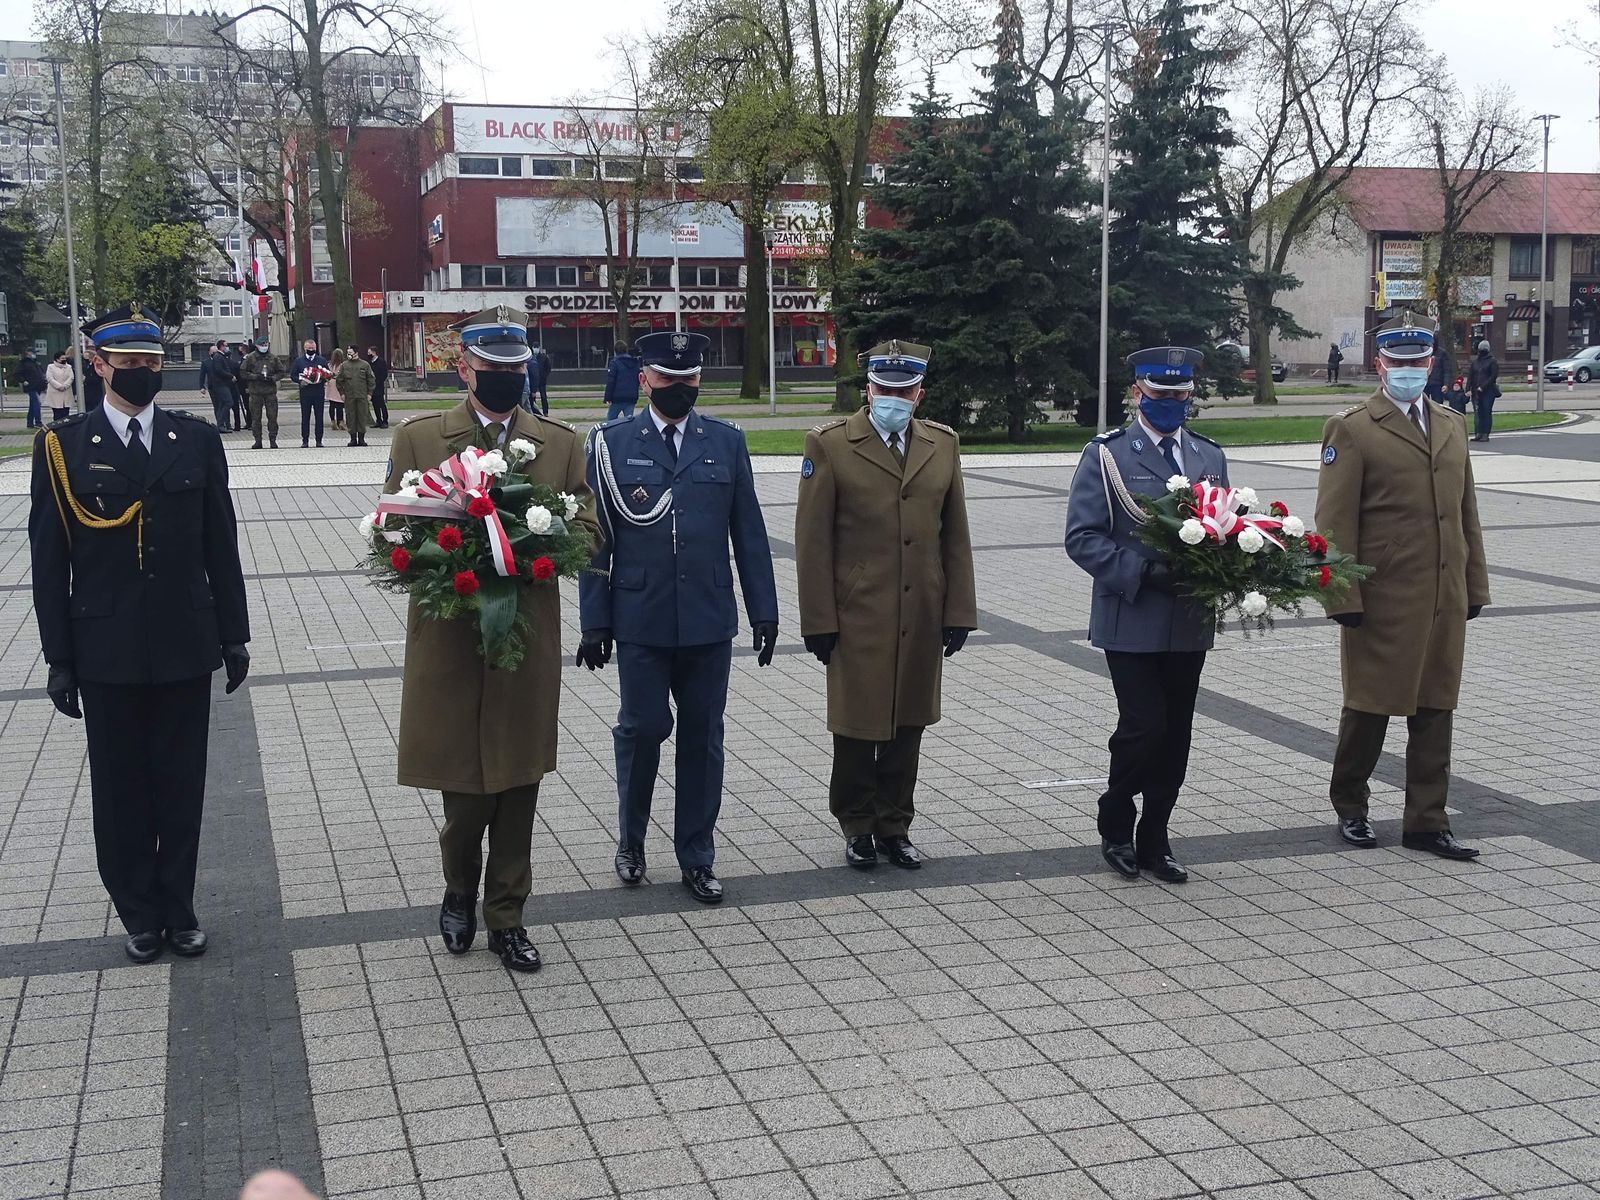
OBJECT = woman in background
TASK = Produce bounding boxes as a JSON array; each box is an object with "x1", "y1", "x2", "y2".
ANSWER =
[{"x1": 327, "y1": 347, "x2": 346, "y2": 431}]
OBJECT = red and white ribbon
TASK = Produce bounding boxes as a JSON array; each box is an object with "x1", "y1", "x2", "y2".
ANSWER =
[
  {"x1": 375, "y1": 447, "x2": 519, "y2": 577},
  {"x1": 1190, "y1": 482, "x2": 1286, "y2": 549}
]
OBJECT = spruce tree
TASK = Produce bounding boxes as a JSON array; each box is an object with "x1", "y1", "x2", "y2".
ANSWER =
[
  {"x1": 1107, "y1": 0, "x2": 1246, "y2": 405},
  {"x1": 840, "y1": 1, "x2": 1099, "y2": 441}
]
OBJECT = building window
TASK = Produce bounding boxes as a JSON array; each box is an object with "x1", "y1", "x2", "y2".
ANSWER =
[
  {"x1": 1509, "y1": 238, "x2": 1541, "y2": 279},
  {"x1": 1506, "y1": 320, "x2": 1528, "y2": 351},
  {"x1": 674, "y1": 160, "x2": 704, "y2": 182},
  {"x1": 225, "y1": 232, "x2": 243, "y2": 252},
  {"x1": 603, "y1": 159, "x2": 637, "y2": 181},
  {"x1": 0, "y1": 63, "x2": 8, "y2": 77},
  {"x1": 199, "y1": 301, "x2": 215, "y2": 317},
  {"x1": 219, "y1": 299, "x2": 243, "y2": 317},
  {"x1": 529, "y1": 158, "x2": 573, "y2": 178},
  {"x1": 694, "y1": 265, "x2": 735, "y2": 287},
  {"x1": 1574, "y1": 239, "x2": 1598, "y2": 277},
  {"x1": 534, "y1": 265, "x2": 581, "y2": 288},
  {"x1": 462, "y1": 264, "x2": 484, "y2": 287},
  {"x1": 781, "y1": 164, "x2": 811, "y2": 184},
  {"x1": 504, "y1": 264, "x2": 527, "y2": 287},
  {"x1": 558, "y1": 266, "x2": 579, "y2": 287},
  {"x1": 482, "y1": 265, "x2": 505, "y2": 287},
  {"x1": 458, "y1": 156, "x2": 521, "y2": 177}
]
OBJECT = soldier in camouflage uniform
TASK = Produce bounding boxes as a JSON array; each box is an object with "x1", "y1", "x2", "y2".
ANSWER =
[{"x1": 238, "y1": 335, "x2": 287, "y2": 450}]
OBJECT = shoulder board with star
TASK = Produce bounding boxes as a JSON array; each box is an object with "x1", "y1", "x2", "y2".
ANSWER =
[
  {"x1": 399, "y1": 412, "x2": 444, "y2": 428},
  {"x1": 701, "y1": 413, "x2": 742, "y2": 432},
  {"x1": 920, "y1": 419, "x2": 957, "y2": 436},
  {"x1": 1091, "y1": 427, "x2": 1126, "y2": 443},
  {"x1": 1333, "y1": 403, "x2": 1364, "y2": 419},
  {"x1": 1187, "y1": 430, "x2": 1221, "y2": 449},
  {"x1": 810, "y1": 419, "x2": 847, "y2": 435},
  {"x1": 46, "y1": 412, "x2": 88, "y2": 432},
  {"x1": 165, "y1": 408, "x2": 205, "y2": 423}
]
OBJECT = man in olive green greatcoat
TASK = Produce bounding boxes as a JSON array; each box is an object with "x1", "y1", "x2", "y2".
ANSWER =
[
  {"x1": 383, "y1": 306, "x2": 598, "y2": 971},
  {"x1": 336, "y1": 345, "x2": 375, "y2": 447},
  {"x1": 794, "y1": 340, "x2": 977, "y2": 870},
  {"x1": 1316, "y1": 313, "x2": 1489, "y2": 861}
]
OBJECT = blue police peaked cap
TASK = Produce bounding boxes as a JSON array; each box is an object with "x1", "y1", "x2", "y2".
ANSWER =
[
  {"x1": 636, "y1": 330, "x2": 710, "y2": 377},
  {"x1": 82, "y1": 303, "x2": 165, "y2": 356},
  {"x1": 1127, "y1": 346, "x2": 1203, "y2": 391}
]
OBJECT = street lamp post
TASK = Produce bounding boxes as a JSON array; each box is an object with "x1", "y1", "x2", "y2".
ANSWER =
[
  {"x1": 1096, "y1": 34, "x2": 1113, "y2": 435},
  {"x1": 1533, "y1": 113, "x2": 1559, "y2": 413},
  {"x1": 48, "y1": 60, "x2": 84, "y2": 411}
]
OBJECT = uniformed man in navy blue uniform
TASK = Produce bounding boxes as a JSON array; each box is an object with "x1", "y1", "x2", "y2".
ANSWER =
[
  {"x1": 1065, "y1": 347, "x2": 1229, "y2": 885},
  {"x1": 29, "y1": 305, "x2": 250, "y2": 963},
  {"x1": 578, "y1": 330, "x2": 779, "y2": 904}
]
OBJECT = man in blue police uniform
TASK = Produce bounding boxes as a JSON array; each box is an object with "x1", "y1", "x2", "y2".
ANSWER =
[
  {"x1": 1065, "y1": 347, "x2": 1229, "y2": 884},
  {"x1": 29, "y1": 305, "x2": 250, "y2": 963},
  {"x1": 578, "y1": 330, "x2": 779, "y2": 904}
]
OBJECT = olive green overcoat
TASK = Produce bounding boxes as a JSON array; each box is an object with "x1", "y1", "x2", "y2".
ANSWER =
[
  {"x1": 1315, "y1": 392, "x2": 1490, "y2": 716},
  {"x1": 794, "y1": 408, "x2": 978, "y2": 741},
  {"x1": 383, "y1": 402, "x2": 599, "y2": 793}
]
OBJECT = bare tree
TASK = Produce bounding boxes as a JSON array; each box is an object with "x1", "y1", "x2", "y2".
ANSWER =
[{"x1": 1215, "y1": 0, "x2": 1434, "y2": 402}]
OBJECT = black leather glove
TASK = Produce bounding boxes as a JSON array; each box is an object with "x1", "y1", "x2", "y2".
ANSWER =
[
  {"x1": 1467, "y1": 604, "x2": 1483, "y2": 620},
  {"x1": 46, "y1": 663, "x2": 81, "y2": 719},
  {"x1": 222, "y1": 644, "x2": 250, "y2": 694},
  {"x1": 942, "y1": 627, "x2": 970, "y2": 658},
  {"x1": 1141, "y1": 560, "x2": 1176, "y2": 593},
  {"x1": 804, "y1": 632, "x2": 838, "y2": 666},
  {"x1": 575, "y1": 629, "x2": 613, "y2": 671},
  {"x1": 1330, "y1": 612, "x2": 1363, "y2": 628},
  {"x1": 752, "y1": 622, "x2": 778, "y2": 667}
]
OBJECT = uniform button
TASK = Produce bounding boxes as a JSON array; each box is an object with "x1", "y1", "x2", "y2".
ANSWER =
[
  {"x1": 901, "y1": 493, "x2": 909, "y2": 500},
  {"x1": 679, "y1": 573, "x2": 687, "y2": 581},
  {"x1": 903, "y1": 538, "x2": 911, "y2": 546},
  {"x1": 904, "y1": 585, "x2": 911, "y2": 592},
  {"x1": 901, "y1": 630, "x2": 907, "y2": 637}
]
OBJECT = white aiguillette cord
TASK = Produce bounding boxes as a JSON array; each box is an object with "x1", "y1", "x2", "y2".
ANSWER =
[
  {"x1": 1099, "y1": 443, "x2": 1152, "y2": 525},
  {"x1": 592, "y1": 426, "x2": 673, "y2": 526}
]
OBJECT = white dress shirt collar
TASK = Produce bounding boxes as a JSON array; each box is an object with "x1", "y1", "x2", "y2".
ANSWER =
[
  {"x1": 102, "y1": 401, "x2": 157, "y2": 451},
  {"x1": 1385, "y1": 391, "x2": 1428, "y2": 435},
  {"x1": 649, "y1": 406, "x2": 689, "y2": 440},
  {"x1": 1136, "y1": 415, "x2": 1184, "y2": 474},
  {"x1": 473, "y1": 407, "x2": 511, "y2": 443},
  {"x1": 866, "y1": 408, "x2": 910, "y2": 450}
]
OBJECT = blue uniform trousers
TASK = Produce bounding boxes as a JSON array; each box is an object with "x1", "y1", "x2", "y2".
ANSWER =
[{"x1": 614, "y1": 639, "x2": 733, "y2": 869}]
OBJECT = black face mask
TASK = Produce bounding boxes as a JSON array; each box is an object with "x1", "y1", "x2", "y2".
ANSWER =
[
  {"x1": 110, "y1": 366, "x2": 163, "y2": 408},
  {"x1": 651, "y1": 381, "x2": 698, "y2": 420},
  {"x1": 472, "y1": 368, "x2": 525, "y2": 413}
]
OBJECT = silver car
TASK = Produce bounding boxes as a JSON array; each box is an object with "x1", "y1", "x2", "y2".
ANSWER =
[{"x1": 1545, "y1": 345, "x2": 1600, "y2": 382}]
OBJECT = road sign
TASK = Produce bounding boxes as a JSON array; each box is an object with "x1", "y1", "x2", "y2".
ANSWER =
[{"x1": 1480, "y1": 300, "x2": 1495, "y2": 323}]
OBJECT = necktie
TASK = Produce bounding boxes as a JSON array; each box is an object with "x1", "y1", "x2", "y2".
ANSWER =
[
  {"x1": 1159, "y1": 436, "x2": 1182, "y2": 478},
  {"x1": 663, "y1": 423, "x2": 678, "y2": 464},
  {"x1": 481, "y1": 420, "x2": 504, "y2": 450},
  {"x1": 1408, "y1": 403, "x2": 1427, "y2": 441},
  {"x1": 888, "y1": 431, "x2": 904, "y2": 463},
  {"x1": 126, "y1": 417, "x2": 149, "y2": 483}
]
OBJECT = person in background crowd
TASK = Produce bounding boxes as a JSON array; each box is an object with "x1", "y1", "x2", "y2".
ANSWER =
[
  {"x1": 1468, "y1": 339, "x2": 1500, "y2": 442},
  {"x1": 45, "y1": 350, "x2": 75, "y2": 422},
  {"x1": 531, "y1": 342, "x2": 552, "y2": 415},
  {"x1": 336, "y1": 343, "x2": 374, "y2": 447},
  {"x1": 290, "y1": 338, "x2": 330, "y2": 449},
  {"x1": 1445, "y1": 376, "x2": 1469, "y2": 414},
  {"x1": 367, "y1": 346, "x2": 390, "y2": 427},
  {"x1": 603, "y1": 341, "x2": 641, "y2": 421},
  {"x1": 18, "y1": 347, "x2": 46, "y2": 428},
  {"x1": 205, "y1": 339, "x2": 237, "y2": 431},
  {"x1": 238, "y1": 335, "x2": 286, "y2": 450},
  {"x1": 1426, "y1": 349, "x2": 1451, "y2": 403},
  {"x1": 227, "y1": 342, "x2": 246, "y2": 430},
  {"x1": 81, "y1": 342, "x2": 105, "y2": 412},
  {"x1": 1327, "y1": 342, "x2": 1343, "y2": 384},
  {"x1": 327, "y1": 348, "x2": 346, "y2": 431}
]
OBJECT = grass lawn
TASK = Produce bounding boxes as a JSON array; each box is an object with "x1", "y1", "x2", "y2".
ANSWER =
[{"x1": 739, "y1": 410, "x2": 1569, "y2": 456}]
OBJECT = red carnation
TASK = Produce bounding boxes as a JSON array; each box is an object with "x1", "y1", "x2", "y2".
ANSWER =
[
  {"x1": 1270, "y1": 501, "x2": 1289, "y2": 518},
  {"x1": 437, "y1": 525, "x2": 463, "y2": 552},
  {"x1": 530, "y1": 556, "x2": 556, "y2": 581},
  {"x1": 1319, "y1": 565, "x2": 1332, "y2": 589},
  {"x1": 468, "y1": 496, "x2": 496, "y2": 518},
  {"x1": 453, "y1": 569, "x2": 480, "y2": 596},
  {"x1": 390, "y1": 547, "x2": 411, "y2": 572}
]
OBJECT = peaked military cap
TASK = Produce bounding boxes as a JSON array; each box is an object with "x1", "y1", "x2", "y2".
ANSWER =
[
  {"x1": 860, "y1": 339, "x2": 930, "y2": 388},
  {"x1": 1127, "y1": 346, "x2": 1203, "y2": 391},
  {"x1": 82, "y1": 304, "x2": 165, "y2": 356},
  {"x1": 636, "y1": 330, "x2": 710, "y2": 377},
  {"x1": 1373, "y1": 311, "x2": 1435, "y2": 361},
  {"x1": 452, "y1": 304, "x2": 532, "y2": 365}
]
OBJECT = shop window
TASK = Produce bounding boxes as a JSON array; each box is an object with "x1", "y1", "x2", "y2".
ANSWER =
[
  {"x1": 462, "y1": 264, "x2": 484, "y2": 287},
  {"x1": 533, "y1": 265, "x2": 559, "y2": 288},
  {"x1": 675, "y1": 160, "x2": 704, "y2": 182},
  {"x1": 649, "y1": 265, "x2": 671, "y2": 287},
  {"x1": 603, "y1": 159, "x2": 638, "y2": 181},
  {"x1": 1505, "y1": 320, "x2": 1527, "y2": 351},
  {"x1": 530, "y1": 158, "x2": 573, "y2": 178}
]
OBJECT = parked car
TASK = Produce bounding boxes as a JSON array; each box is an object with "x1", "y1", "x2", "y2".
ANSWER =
[
  {"x1": 1214, "y1": 340, "x2": 1288, "y2": 384},
  {"x1": 1544, "y1": 345, "x2": 1600, "y2": 383}
]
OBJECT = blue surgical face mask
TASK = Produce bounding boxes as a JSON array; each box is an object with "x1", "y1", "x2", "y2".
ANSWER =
[
  {"x1": 870, "y1": 394, "x2": 915, "y2": 434},
  {"x1": 1384, "y1": 366, "x2": 1428, "y2": 404},
  {"x1": 1138, "y1": 394, "x2": 1188, "y2": 434}
]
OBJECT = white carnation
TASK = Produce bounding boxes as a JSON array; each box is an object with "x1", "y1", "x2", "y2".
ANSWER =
[
  {"x1": 476, "y1": 449, "x2": 509, "y2": 477},
  {"x1": 1281, "y1": 515, "x2": 1306, "y2": 538},
  {"x1": 559, "y1": 492, "x2": 579, "y2": 521},
  {"x1": 507, "y1": 437, "x2": 538, "y2": 460},
  {"x1": 397, "y1": 485, "x2": 419, "y2": 499},
  {"x1": 399, "y1": 469, "x2": 423, "y2": 488},
  {"x1": 1178, "y1": 519, "x2": 1206, "y2": 545},
  {"x1": 1237, "y1": 527, "x2": 1265, "y2": 554},
  {"x1": 1166, "y1": 474, "x2": 1191, "y2": 494},
  {"x1": 1241, "y1": 591, "x2": 1268, "y2": 617},
  {"x1": 524, "y1": 504, "x2": 553, "y2": 534},
  {"x1": 358, "y1": 511, "x2": 379, "y2": 540},
  {"x1": 1237, "y1": 487, "x2": 1259, "y2": 509}
]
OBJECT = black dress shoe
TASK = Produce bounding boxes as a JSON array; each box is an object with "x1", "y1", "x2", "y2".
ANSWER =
[
  {"x1": 250, "y1": 441, "x2": 263, "y2": 450},
  {"x1": 614, "y1": 844, "x2": 646, "y2": 885},
  {"x1": 439, "y1": 891, "x2": 477, "y2": 954},
  {"x1": 1402, "y1": 830, "x2": 1481, "y2": 861},
  {"x1": 269, "y1": 440, "x2": 278, "y2": 449},
  {"x1": 1137, "y1": 853, "x2": 1189, "y2": 884},
  {"x1": 302, "y1": 440, "x2": 309, "y2": 448},
  {"x1": 682, "y1": 866, "x2": 724, "y2": 904},
  {"x1": 487, "y1": 927, "x2": 542, "y2": 973},
  {"x1": 875, "y1": 835, "x2": 923, "y2": 869},
  {"x1": 845, "y1": 835, "x2": 878, "y2": 868},
  {"x1": 124, "y1": 932, "x2": 164, "y2": 963},
  {"x1": 1340, "y1": 817, "x2": 1378, "y2": 848},
  {"x1": 1101, "y1": 840, "x2": 1141, "y2": 879},
  {"x1": 166, "y1": 928, "x2": 208, "y2": 957}
]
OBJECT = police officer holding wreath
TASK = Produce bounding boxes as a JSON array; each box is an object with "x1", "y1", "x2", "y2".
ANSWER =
[
  {"x1": 795, "y1": 341, "x2": 976, "y2": 869},
  {"x1": 1066, "y1": 347, "x2": 1229, "y2": 884},
  {"x1": 578, "y1": 330, "x2": 778, "y2": 905},
  {"x1": 1316, "y1": 313, "x2": 1489, "y2": 860},
  {"x1": 29, "y1": 305, "x2": 250, "y2": 963}
]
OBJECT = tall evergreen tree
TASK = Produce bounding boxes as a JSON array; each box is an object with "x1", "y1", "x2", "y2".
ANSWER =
[
  {"x1": 1108, "y1": 0, "x2": 1245, "y2": 402},
  {"x1": 840, "y1": 0, "x2": 1099, "y2": 441}
]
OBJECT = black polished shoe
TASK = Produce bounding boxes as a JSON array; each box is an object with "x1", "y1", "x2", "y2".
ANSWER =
[
  {"x1": 269, "y1": 439, "x2": 278, "y2": 449},
  {"x1": 166, "y1": 928, "x2": 208, "y2": 957},
  {"x1": 124, "y1": 932, "x2": 164, "y2": 963},
  {"x1": 487, "y1": 927, "x2": 542, "y2": 973},
  {"x1": 845, "y1": 835, "x2": 878, "y2": 868},
  {"x1": 1402, "y1": 830, "x2": 1481, "y2": 861},
  {"x1": 439, "y1": 891, "x2": 477, "y2": 954},
  {"x1": 1101, "y1": 840, "x2": 1141, "y2": 879},
  {"x1": 875, "y1": 835, "x2": 923, "y2": 869},
  {"x1": 614, "y1": 844, "x2": 646, "y2": 885},
  {"x1": 682, "y1": 866, "x2": 724, "y2": 904},
  {"x1": 1137, "y1": 853, "x2": 1189, "y2": 884},
  {"x1": 250, "y1": 441, "x2": 263, "y2": 450},
  {"x1": 1339, "y1": 817, "x2": 1378, "y2": 848}
]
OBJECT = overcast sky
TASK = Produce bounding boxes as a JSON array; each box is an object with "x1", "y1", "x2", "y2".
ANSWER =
[{"x1": 0, "y1": 0, "x2": 1594, "y2": 170}]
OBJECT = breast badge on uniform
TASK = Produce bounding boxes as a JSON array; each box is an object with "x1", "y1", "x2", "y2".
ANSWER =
[
  {"x1": 1322, "y1": 445, "x2": 1337, "y2": 465},
  {"x1": 801, "y1": 458, "x2": 814, "y2": 479},
  {"x1": 631, "y1": 486, "x2": 650, "y2": 505},
  {"x1": 1132, "y1": 437, "x2": 1145, "y2": 452}
]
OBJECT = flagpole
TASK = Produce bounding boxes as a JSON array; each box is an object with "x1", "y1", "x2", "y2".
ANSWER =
[{"x1": 236, "y1": 154, "x2": 250, "y2": 344}]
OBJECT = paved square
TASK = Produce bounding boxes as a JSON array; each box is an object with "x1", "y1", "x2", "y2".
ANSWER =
[{"x1": 2, "y1": 417, "x2": 1598, "y2": 1199}]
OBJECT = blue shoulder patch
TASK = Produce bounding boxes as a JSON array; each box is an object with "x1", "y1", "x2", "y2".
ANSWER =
[
  {"x1": 801, "y1": 457, "x2": 814, "y2": 479},
  {"x1": 1322, "y1": 445, "x2": 1337, "y2": 465}
]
